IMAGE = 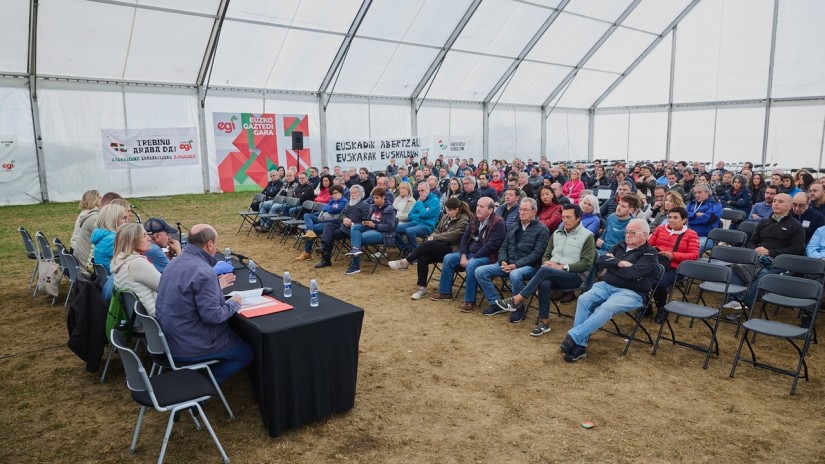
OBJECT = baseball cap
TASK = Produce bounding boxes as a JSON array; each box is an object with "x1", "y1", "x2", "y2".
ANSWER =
[{"x1": 144, "y1": 217, "x2": 176, "y2": 234}]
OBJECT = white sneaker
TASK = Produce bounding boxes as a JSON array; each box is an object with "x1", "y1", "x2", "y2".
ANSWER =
[
  {"x1": 388, "y1": 259, "x2": 408, "y2": 270},
  {"x1": 722, "y1": 301, "x2": 742, "y2": 310},
  {"x1": 411, "y1": 288, "x2": 428, "y2": 300}
]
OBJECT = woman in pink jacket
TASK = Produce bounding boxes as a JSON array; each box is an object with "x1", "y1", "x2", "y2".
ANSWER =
[{"x1": 562, "y1": 168, "x2": 586, "y2": 204}]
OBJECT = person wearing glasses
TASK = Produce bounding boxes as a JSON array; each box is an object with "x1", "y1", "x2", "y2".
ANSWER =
[
  {"x1": 561, "y1": 219, "x2": 659, "y2": 362},
  {"x1": 395, "y1": 183, "x2": 442, "y2": 256},
  {"x1": 790, "y1": 192, "x2": 825, "y2": 245}
]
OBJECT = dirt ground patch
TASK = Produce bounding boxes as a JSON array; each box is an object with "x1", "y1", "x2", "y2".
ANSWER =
[{"x1": 2, "y1": 193, "x2": 825, "y2": 463}]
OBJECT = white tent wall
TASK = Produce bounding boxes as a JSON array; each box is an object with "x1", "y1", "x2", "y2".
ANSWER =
[
  {"x1": 545, "y1": 109, "x2": 589, "y2": 162},
  {"x1": 37, "y1": 81, "x2": 202, "y2": 203},
  {"x1": 0, "y1": 78, "x2": 41, "y2": 205},
  {"x1": 323, "y1": 96, "x2": 413, "y2": 172},
  {"x1": 767, "y1": 102, "x2": 825, "y2": 169},
  {"x1": 593, "y1": 109, "x2": 668, "y2": 162},
  {"x1": 202, "y1": 91, "x2": 322, "y2": 191},
  {"x1": 417, "y1": 102, "x2": 484, "y2": 161},
  {"x1": 488, "y1": 106, "x2": 541, "y2": 158}
]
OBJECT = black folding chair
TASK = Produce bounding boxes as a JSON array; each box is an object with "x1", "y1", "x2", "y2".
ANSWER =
[
  {"x1": 654, "y1": 261, "x2": 732, "y2": 369},
  {"x1": 737, "y1": 221, "x2": 757, "y2": 241},
  {"x1": 721, "y1": 208, "x2": 746, "y2": 228},
  {"x1": 730, "y1": 275, "x2": 823, "y2": 395},
  {"x1": 18, "y1": 227, "x2": 40, "y2": 291},
  {"x1": 603, "y1": 264, "x2": 666, "y2": 356},
  {"x1": 238, "y1": 193, "x2": 266, "y2": 235}
]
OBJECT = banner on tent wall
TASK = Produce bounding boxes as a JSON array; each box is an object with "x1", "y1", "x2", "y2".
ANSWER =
[
  {"x1": 212, "y1": 112, "x2": 311, "y2": 192},
  {"x1": 100, "y1": 127, "x2": 200, "y2": 170},
  {"x1": 421, "y1": 135, "x2": 476, "y2": 159},
  {"x1": 0, "y1": 135, "x2": 22, "y2": 183},
  {"x1": 332, "y1": 137, "x2": 420, "y2": 165}
]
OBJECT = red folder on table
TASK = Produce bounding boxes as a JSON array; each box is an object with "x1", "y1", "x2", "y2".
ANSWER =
[{"x1": 238, "y1": 295, "x2": 293, "y2": 318}]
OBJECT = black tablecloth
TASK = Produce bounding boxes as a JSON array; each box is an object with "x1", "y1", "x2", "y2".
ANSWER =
[{"x1": 227, "y1": 260, "x2": 364, "y2": 437}]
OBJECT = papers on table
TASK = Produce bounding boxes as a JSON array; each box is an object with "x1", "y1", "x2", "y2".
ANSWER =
[{"x1": 236, "y1": 295, "x2": 294, "y2": 318}]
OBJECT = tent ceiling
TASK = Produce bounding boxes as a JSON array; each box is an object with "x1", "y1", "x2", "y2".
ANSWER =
[{"x1": 2, "y1": 0, "x2": 822, "y2": 109}]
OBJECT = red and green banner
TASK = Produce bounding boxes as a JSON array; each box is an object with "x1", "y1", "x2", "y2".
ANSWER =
[{"x1": 213, "y1": 112, "x2": 311, "y2": 192}]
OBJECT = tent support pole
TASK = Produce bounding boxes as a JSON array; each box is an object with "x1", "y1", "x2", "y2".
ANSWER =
[
  {"x1": 28, "y1": 0, "x2": 48, "y2": 202},
  {"x1": 761, "y1": 0, "x2": 780, "y2": 166}
]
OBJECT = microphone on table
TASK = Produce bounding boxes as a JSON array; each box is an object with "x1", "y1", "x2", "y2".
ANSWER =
[{"x1": 231, "y1": 251, "x2": 251, "y2": 262}]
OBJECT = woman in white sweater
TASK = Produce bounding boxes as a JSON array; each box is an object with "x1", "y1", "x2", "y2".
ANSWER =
[
  {"x1": 393, "y1": 181, "x2": 416, "y2": 223},
  {"x1": 110, "y1": 223, "x2": 161, "y2": 316}
]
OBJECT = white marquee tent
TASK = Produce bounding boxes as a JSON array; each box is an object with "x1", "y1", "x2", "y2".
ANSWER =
[{"x1": 1, "y1": 0, "x2": 825, "y2": 205}]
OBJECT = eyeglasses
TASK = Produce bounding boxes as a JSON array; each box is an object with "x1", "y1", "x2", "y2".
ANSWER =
[
  {"x1": 793, "y1": 203, "x2": 807, "y2": 207},
  {"x1": 624, "y1": 231, "x2": 644, "y2": 237}
]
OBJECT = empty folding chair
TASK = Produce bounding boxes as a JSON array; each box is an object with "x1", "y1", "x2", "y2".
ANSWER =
[
  {"x1": 654, "y1": 261, "x2": 732, "y2": 369},
  {"x1": 110, "y1": 330, "x2": 229, "y2": 463},
  {"x1": 18, "y1": 227, "x2": 40, "y2": 290},
  {"x1": 729, "y1": 275, "x2": 823, "y2": 395},
  {"x1": 238, "y1": 193, "x2": 266, "y2": 235},
  {"x1": 721, "y1": 208, "x2": 746, "y2": 228},
  {"x1": 280, "y1": 200, "x2": 316, "y2": 244},
  {"x1": 737, "y1": 221, "x2": 757, "y2": 241},
  {"x1": 35, "y1": 231, "x2": 58, "y2": 302},
  {"x1": 60, "y1": 251, "x2": 82, "y2": 307},
  {"x1": 134, "y1": 303, "x2": 233, "y2": 419}
]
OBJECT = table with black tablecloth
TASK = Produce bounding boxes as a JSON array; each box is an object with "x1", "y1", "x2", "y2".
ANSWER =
[{"x1": 227, "y1": 260, "x2": 364, "y2": 437}]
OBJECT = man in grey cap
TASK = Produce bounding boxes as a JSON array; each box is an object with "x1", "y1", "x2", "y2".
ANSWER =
[{"x1": 144, "y1": 217, "x2": 182, "y2": 273}]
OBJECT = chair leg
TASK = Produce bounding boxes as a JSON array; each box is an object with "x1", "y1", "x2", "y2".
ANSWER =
[
  {"x1": 158, "y1": 410, "x2": 178, "y2": 464},
  {"x1": 64, "y1": 281, "x2": 74, "y2": 307},
  {"x1": 194, "y1": 403, "x2": 230, "y2": 464},
  {"x1": 100, "y1": 345, "x2": 114, "y2": 383},
  {"x1": 29, "y1": 263, "x2": 38, "y2": 288},
  {"x1": 130, "y1": 406, "x2": 146, "y2": 454},
  {"x1": 203, "y1": 367, "x2": 234, "y2": 419}
]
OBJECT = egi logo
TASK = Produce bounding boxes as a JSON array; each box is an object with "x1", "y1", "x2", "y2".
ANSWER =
[
  {"x1": 110, "y1": 142, "x2": 127, "y2": 153},
  {"x1": 1, "y1": 160, "x2": 14, "y2": 171},
  {"x1": 216, "y1": 115, "x2": 238, "y2": 133},
  {"x1": 179, "y1": 140, "x2": 193, "y2": 151}
]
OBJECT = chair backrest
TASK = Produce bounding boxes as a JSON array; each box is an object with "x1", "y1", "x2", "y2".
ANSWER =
[
  {"x1": 110, "y1": 329, "x2": 152, "y2": 396},
  {"x1": 285, "y1": 197, "x2": 301, "y2": 207},
  {"x1": 772, "y1": 254, "x2": 825, "y2": 279},
  {"x1": 312, "y1": 202, "x2": 325, "y2": 213},
  {"x1": 94, "y1": 263, "x2": 110, "y2": 281},
  {"x1": 252, "y1": 193, "x2": 266, "y2": 203},
  {"x1": 134, "y1": 303, "x2": 171, "y2": 361},
  {"x1": 737, "y1": 221, "x2": 757, "y2": 240},
  {"x1": 271, "y1": 195, "x2": 286, "y2": 205},
  {"x1": 707, "y1": 228, "x2": 747, "y2": 247},
  {"x1": 676, "y1": 260, "x2": 732, "y2": 284},
  {"x1": 61, "y1": 250, "x2": 81, "y2": 283},
  {"x1": 19, "y1": 227, "x2": 38, "y2": 260},
  {"x1": 121, "y1": 290, "x2": 139, "y2": 329},
  {"x1": 721, "y1": 208, "x2": 746, "y2": 223},
  {"x1": 709, "y1": 245, "x2": 758, "y2": 266},
  {"x1": 35, "y1": 231, "x2": 54, "y2": 261},
  {"x1": 757, "y1": 274, "x2": 823, "y2": 304},
  {"x1": 54, "y1": 238, "x2": 67, "y2": 256},
  {"x1": 300, "y1": 200, "x2": 315, "y2": 211}
]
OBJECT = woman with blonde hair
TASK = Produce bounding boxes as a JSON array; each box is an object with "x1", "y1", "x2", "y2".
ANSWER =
[
  {"x1": 91, "y1": 203, "x2": 129, "y2": 272},
  {"x1": 562, "y1": 168, "x2": 586, "y2": 204},
  {"x1": 394, "y1": 181, "x2": 416, "y2": 223},
  {"x1": 70, "y1": 189, "x2": 101, "y2": 266},
  {"x1": 650, "y1": 190, "x2": 686, "y2": 229},
  {"x1": 110, "y1": 223, "x2": 161, "y2": 315}
]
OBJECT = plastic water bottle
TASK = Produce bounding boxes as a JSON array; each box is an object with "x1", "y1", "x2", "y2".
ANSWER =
[
  {"x1": 224, "y1": 247, "x2": 232, "y2": 264},
  {"x1": 248, "y1": 260, "x2": 257, "y2": 284},
  {"x1": 283, "y1": 271, "x2": 292, "y2": 298},
  {"x1": 309, "y1": 279, "x2": 319, "y2": 307},
  {"x1": 180, "y1": 234, "x2": 187, "y2": 247}
]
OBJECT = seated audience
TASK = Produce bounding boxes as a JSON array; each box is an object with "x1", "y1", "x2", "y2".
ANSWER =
[
  {"x1": 600, "y1": 181, "x2": 633, "y2": 217},
  {"x1": 648, "y1": 207, "x2": 700, "y2": 323},
  {"x1": 314, "y1": 185, "x2": 370, "y2": 269},
  {"x1": 477, "y1": 198, "x2": 550, "y2": 321},
  {"x1": 476, "y1": 173, "x2": 500, "y2": 202},
  {"x1": 143, "y1": 217, "x2": 182, "y2": 273},
  {"x1": 395, "y1": 183, "x2": 441, "y2": 255},
  {"x1": 721, "y1": 174, "x2": 752, "y2": 216},
  {"x1": 91, "y1": 203, "x2": 129, "y2": 272},
  {"x1": 650, "y1": 190, "x2": 686, "y2": 229},
  {"x1": 747, "y1": 185, "x2": 778, "y2": 222},
  {"x1": 578, "y1": 194, "x2": 601, "y2": 236},
  {"x1": 70, "y1": 189, "x2": 101, "y2": 267},
  {"x1": 393, "y1": 181, "x2": 416, "y2": 223},
  {"x1": 496, "y1": 204, "x2": 595, "y2": 335},
  {"x1": 388, "y1": 198, "x2": 472, "y2": 299},
  {"x1": 562, "y1": 169, "x2": 586, "y2": 204},
  {"x1": 457, "y1": 176, "x2": 482, "y2": 212},
  {"x1": 791, "y1": 192, "x2": 825, "y2": 244},
  {"x1": 430, "y1": 197, "x2": 507, "y2": 312},
  {"x1": 344, "y1": 188, "x2": 396, "y2": 275},
  {"x1": 296, "y1": 185, "x2": 347, "y2": 261},
  {"x1": 313, "y1": 175, "x2": 333, "y2": 204},
  {"x1": 156, "y1": 224, "x2": 253, "y2": 385},
  {"x1": 537, "y1": 185, "x2": 563, "y2": 231},
  {"x1": 111, "y1": 223, "x2": 161, "y2": 315},
  {"x1": 495, "y1": 187, "x2": 521, "y2": 230},
  {"x1": 561, "y1": 219, "x2": 659, "y2": 362},
  {"x1": 686, "y1": 184, "x2": 722, "y2": 251},
  {"x1": 809, "y1": 182, "x2": 825, "y2": 216},
  {"x1": 597, "y1": 194, "x2": 640, "y2": 255}
]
